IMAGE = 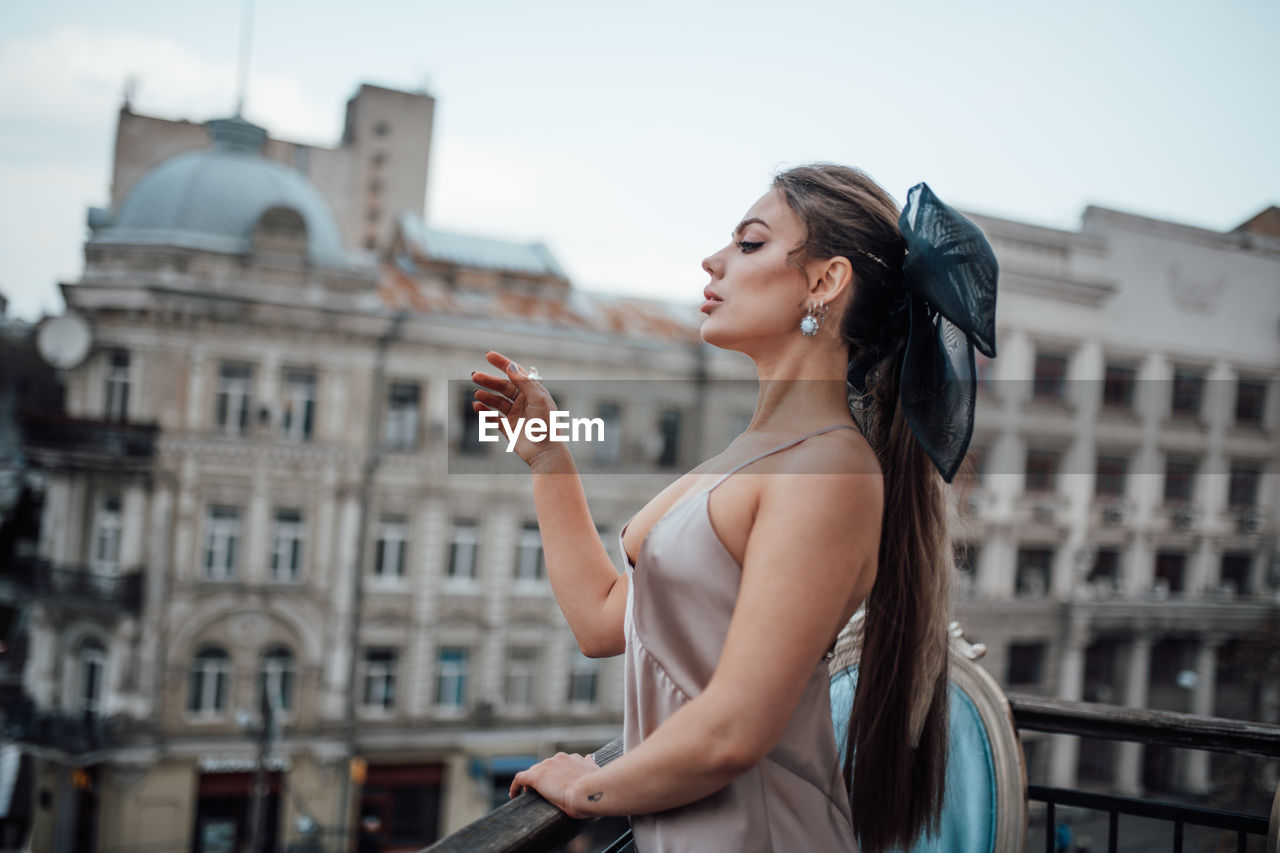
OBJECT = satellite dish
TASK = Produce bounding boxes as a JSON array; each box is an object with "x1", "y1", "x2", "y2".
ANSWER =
[{"x1": 36, "y1": 314, "x2": 93, "y2": 369}]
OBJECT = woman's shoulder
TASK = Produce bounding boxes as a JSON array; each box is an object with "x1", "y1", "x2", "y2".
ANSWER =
[{"x1": 772, "y1": 423, "x2": 881, "y2": 479}]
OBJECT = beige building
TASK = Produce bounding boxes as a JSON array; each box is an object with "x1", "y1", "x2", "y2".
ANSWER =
[
  {"x1": 14, "y1": 92, "x2": 754, "y2": 853},
  {"x1": 7, "y1": 81, "x2": 1279, "y2": 852},
  {"x1": 954, "y1": 204, "x2": 1280, "y2": 796}
]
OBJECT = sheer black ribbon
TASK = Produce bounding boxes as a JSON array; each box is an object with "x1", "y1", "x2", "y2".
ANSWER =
[{"x1": 897, "y1": 183, "x2": 999, "y2": 483}]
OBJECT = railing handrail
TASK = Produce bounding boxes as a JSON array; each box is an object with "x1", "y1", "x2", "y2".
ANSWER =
[
  {"x1": 424, "y1": 737, "x2": 624, "y2": 853},
  {"x1": 1007, "y1": 692, "x2": 1280, "y2": 759}
]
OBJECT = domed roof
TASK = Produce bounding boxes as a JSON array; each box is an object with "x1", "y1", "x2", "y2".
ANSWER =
[{"x1": 89, "y1": 116, "x2": 348, "y2": 267}]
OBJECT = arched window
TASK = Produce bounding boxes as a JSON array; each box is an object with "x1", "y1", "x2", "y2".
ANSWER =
[
  {"x1": 188, "y1": 647, "x2": 231, "y2": 715},
  {"x1": 78, "y1": 639, "x2": 106, "y2": 713},
  {"x1": 258, "y1": 646, "x2": 296, "y2": 714}
]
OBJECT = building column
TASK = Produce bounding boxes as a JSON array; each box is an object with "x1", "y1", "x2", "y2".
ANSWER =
[
  {"x1": 1182, "y1": 634, "x2": 1225, "y2": 793},
  {"x1": 1115, "y1": 632, "x2": 1152, "y2": 795},
  {"x1": 1051, "y1": 610, "x2": 1090, "y2": 788}
]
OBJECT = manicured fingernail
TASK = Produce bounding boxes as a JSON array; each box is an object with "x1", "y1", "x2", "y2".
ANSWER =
[{"x1": 507, "y1": 362, "x2": 520, "y2": 373}]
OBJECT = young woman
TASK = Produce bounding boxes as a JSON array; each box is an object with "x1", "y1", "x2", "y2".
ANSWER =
[{"x1": 470, "y1": 164, "x2": 997, "y2": 852}]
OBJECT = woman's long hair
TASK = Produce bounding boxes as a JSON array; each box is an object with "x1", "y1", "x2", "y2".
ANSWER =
[{"x1": 774, "y1": 164, "x2": 951, "y2": 853}]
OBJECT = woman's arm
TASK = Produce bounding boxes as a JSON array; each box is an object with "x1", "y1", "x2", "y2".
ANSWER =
[
  {"x1": 472, "y1": 352, "x2": 627, "y2": 657},
  {"x1": 528, "y1": 446, "x2": 628, "y2": 657},
  {"x1": 512, "y1": 462, "x2": 883, "y2": 817}
]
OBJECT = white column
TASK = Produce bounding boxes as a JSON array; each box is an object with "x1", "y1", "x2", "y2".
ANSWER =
[
  {"x1": 1182, "y1": 635, "x2": 1224, "y2": 793},
  {"x1": 1115, "y1": 633, "x2": 1152, "y2": 795},
  {"x1": 120, "y1": 485, "x2": 147, "y2": 571},
  {"x1": 323, "y1": 495, "x2": 360, "y2": 719},
  {"x1": 1051, "y1": 611, "x2": 1090, "y2": 788}
]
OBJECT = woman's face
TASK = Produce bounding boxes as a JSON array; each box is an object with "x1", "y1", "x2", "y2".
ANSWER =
[{"x1": 699, "y1": 188, "x2": 813, "y2": 350}]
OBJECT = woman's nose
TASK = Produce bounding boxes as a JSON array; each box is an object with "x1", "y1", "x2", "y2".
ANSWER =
[{"x1": 702, "y1": 251, "x2": 721, "y2": 279}]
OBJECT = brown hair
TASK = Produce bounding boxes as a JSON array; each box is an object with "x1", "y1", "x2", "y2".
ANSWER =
[{"x1": 773, "y1": 163, "x2": 951, "y2": 853}]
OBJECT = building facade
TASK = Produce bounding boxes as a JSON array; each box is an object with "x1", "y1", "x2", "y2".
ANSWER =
[{"x1": 954, "y1": 204, "x2": 1280, "y2": 798}]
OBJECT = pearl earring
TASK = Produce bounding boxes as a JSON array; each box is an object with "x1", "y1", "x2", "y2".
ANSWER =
[{"x1": 800, "y1": 302, "x2": 828, "y2": 336}]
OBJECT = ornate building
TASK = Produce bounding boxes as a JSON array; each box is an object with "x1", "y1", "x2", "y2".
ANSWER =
[{"x1": 12, "y1": 92, "x2": 753, "y2": 853}]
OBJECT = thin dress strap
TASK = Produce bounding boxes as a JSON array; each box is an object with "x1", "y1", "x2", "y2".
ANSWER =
[{"x1": 705, "y1": 424, "x2": 859, "y2": 492}]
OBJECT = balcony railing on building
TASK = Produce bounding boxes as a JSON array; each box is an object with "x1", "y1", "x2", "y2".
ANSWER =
[{"x1": 6, "y1": 557, "x2": 143, "y2": 615}]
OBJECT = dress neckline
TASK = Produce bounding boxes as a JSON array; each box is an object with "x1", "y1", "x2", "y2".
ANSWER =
[{"x1": 618, "y1": 424, "x2": 859, "y2": 570}]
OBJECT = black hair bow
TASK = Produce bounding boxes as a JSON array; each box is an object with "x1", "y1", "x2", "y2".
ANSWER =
[{"x1": 897, "y1": 183, "x2": 999, "y2": 483}]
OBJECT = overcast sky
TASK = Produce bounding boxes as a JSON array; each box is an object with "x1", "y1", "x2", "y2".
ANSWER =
[{"x1": 2, "y1": 0, "x2": 1277, "y2": 320}]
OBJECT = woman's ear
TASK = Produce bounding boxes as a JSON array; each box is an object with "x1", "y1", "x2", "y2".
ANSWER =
[{"x1": 811, "y1": 256, "x2": 854, "y2": 304}]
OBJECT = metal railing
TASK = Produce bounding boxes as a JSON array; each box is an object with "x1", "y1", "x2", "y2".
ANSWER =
[
  {"x1": 1010, "y1": 693, "x2": 1280, "y2": 853},
  {"x1": 0, "y1": 691, "x2": 124, "y2": 756},
  {"x1": 424, "y1": 697, "x2": 1280, "y2": 853},
  {"x1": 19, "y1": 408, "x2": 159, "y2": 459},
  {"x1": 6, "y1": 557, "x2": 144, "y2": 614}
]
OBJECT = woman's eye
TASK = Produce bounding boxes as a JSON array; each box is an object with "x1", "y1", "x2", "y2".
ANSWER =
[{"x1": 736, "y1": 241, "x2": 763, "y2": 253}]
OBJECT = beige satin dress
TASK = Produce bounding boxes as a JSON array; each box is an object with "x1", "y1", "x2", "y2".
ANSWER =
[{"x1": 618, "y1": 424, "x2": 861, "y2": 852}]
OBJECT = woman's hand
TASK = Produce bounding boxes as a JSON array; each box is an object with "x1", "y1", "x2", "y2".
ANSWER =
[
  {"x1": 470, "y1": 350, "x2": 563, "y2": 468},
  {"x1": 508, "y1": 752, "x2": 600, "y2": 819}
]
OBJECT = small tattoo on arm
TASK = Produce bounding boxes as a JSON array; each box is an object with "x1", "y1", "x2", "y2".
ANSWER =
[{"x1": 588, "y1": 791, "x2": 603, "y2": 802}]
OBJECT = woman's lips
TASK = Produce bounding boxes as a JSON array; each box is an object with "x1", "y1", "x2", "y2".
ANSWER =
[{"x1": 701, "y1": 286, "x2": 722, "y2": 314}]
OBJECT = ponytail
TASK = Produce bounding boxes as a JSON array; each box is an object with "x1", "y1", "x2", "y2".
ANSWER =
[
  {"x1": 843, "y1": 337, "x2": 951, "y2": 853},
  {"x1": 773, "y1": 164, "x2": 951, "y2": 853}
]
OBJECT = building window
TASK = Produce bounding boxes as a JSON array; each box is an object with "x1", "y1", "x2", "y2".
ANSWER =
[
  {"x1": 1094, "y1": 455, "x2": 1128, "y2": 498},
  {"x1": 189, "y1": 647, "x2": 231, "y2": 714},
  {"x1": 1088, "y1": 549, "x2": 1121, "y2": 589},
  {"x1": 435, "y1": 647, "x2": 468, "y2": 709},
  {"x1": 567, "y1": 650, "x2": 599, "y2": 707},
  {"x1": 594, "y1": 402, "x2": 622, "y2": 466},
  {"x1": 258, "y1": 646, "x2": 296, "y2": 714},
  {"x1": 1170, "y1": 367, "x2": 1203, "y2": 417},
  {"x1": 374, "y1": 517, "x2": 408, "y2": 579},
  {"x1": 1101, "y1": 363, "x2": 1135, "y2": 410},
  {"x1": 1162, "y1": 456, "x2": 1197, "y2": 504},
  {"x1": 1228, "y1": 461, "x2": 1261, "y2": 508},
  {"x1": 90, "y1": 493, "x2": 123, "y2": 572},
  {"x1": 1154, "y1": 551, "x2": 1186, "y2": 594},
  {"x1": 1235, "y1": 377, "x2": 1267, "y2": 425},
  {"x1": 954, "y1": 543, "x2": 978, "y2": 579},
  {"x1": 374, "y1": 120, "x2": 391, "y2": 138},
  {"x1": 203, "y1": 506, "x2": 241, "y2": 580},
  {"x1": 1220, "y1": 552, "x2": 1252, "y2": 595},
  {"x1": 281, "y1": 370, "x2": 316, "y2": 441},
  {"x1": 514, "y1": 522, "x2": 545, "y2": 585},
  {"x1": 385, "y1": 382, "x2": 420, "y2": 450},
  {"x1": 270, "y1": 509, "x2": 305, "y2": 581},
  {"x1": 1015, "y1": 547, "x2": 1053, "y2": 597},
  {"x1": 1024, "y1": 448, "x2": 1059, "y2": 494},
  {"x1": 104, "y1": 350, "x2": 130, "y2": 421},
  {"x1": 506, "y1": 647, "x2": 538, "y2": 710},
  {"x1": 975, "y1": 352, "x2": 996, "y2": 393},
  {"x1": 458, "y1": 386, "x2": 487, "y2": 455},
  {"x1": 1032, "y1": 352, "x2": 1068, "y2": 401},
  {"x1": 447, "y1": 520, "x2": 478, "y2": 583},
  {"x1": 1006, "y1": 642, "x2": 1046, "y2": 686},
  {"x1": 657, "y1": 408, "x2": 682, "y2": 469},
  {"x1": 78, "y1": 640, "x2": 106, "y2": 713},
  {"x1": 215, "y1": 363, "x2": 253, "y2": 437},
  {"x1": 362, "y1": 648, "x2": 397, "y2": 710}
]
